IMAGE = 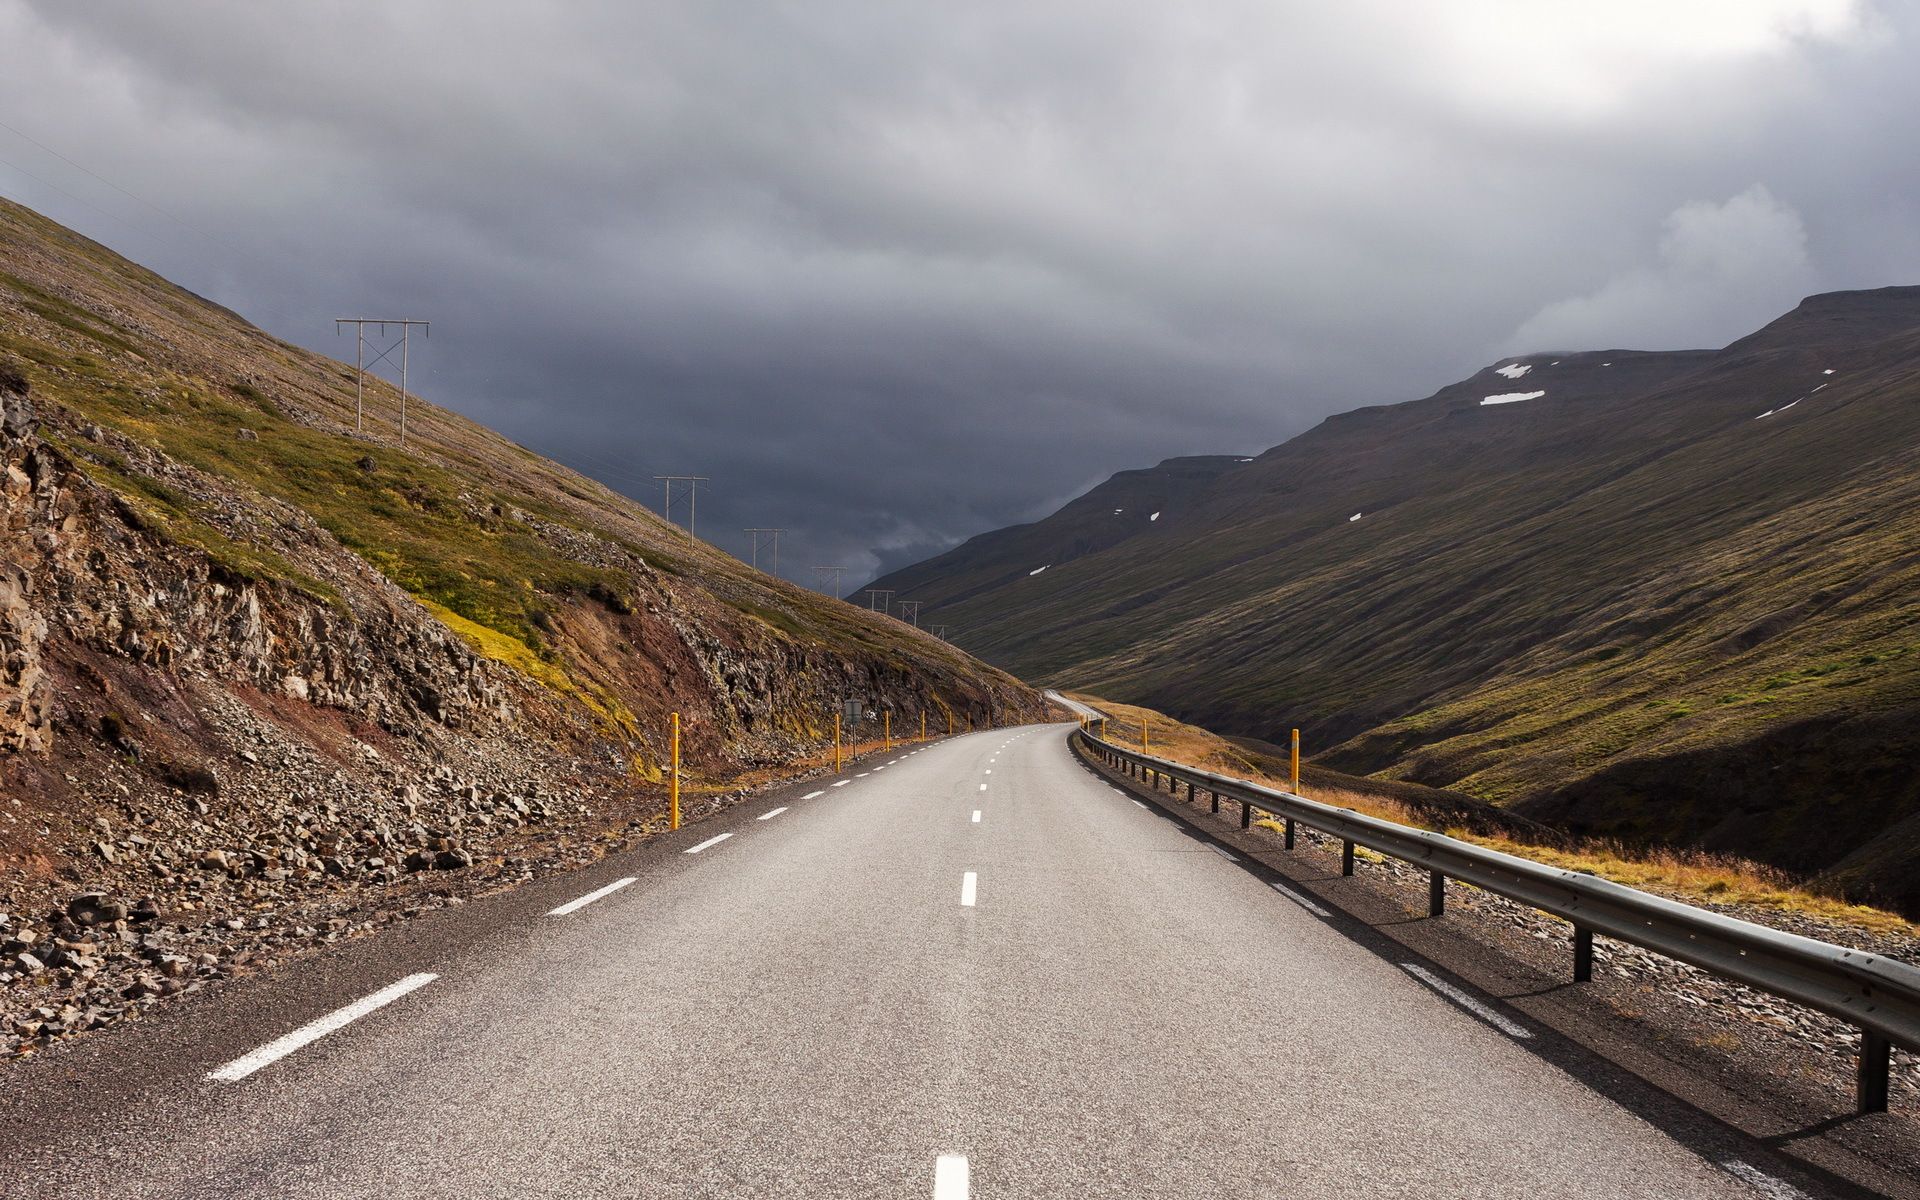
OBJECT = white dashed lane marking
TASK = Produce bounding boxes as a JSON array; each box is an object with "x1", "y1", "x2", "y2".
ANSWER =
[
  {"x1": 1271, "y1": 881, "x2": 1330, "y2": 917},
  {"x1": 960, "y1": 872, "x2": 978, "y2": 907},
  {"x1": 208, "y1": 974, "x2": 438, "y2": 1081},
  {"x1": 757, "y1": 807, "x2": 788, "y2": 820},
  {"x1": 934, "y1": 1155, "x2": 970, "y2": 1199},
  {"x1": 1400, "y1": 963, "x2": 1531, "y2": 1039},
  {"x1": 547, "y1": 877, "x2": 636, "y2": 917},
  {"x1": 972, "y1": 811, "x2": 981, "y2": 823},
  {"x1": 684, "y1": 833, "x2": 733, "y2": 855},
  {"x1": 802, "y1": 791, "x2": 824, "y2": 800}
]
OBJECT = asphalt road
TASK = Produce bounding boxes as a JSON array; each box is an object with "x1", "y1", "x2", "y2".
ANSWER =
[{"x1": 0, "y1": 723, "x2": 1827, "y2": 1197}]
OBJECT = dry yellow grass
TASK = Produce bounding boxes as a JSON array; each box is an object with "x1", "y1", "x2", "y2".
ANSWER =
[{"x1": 1072, "y1": 693, "x2": 1916, "y2": 937}]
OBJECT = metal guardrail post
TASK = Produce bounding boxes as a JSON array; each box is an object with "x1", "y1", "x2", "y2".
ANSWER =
[
  {"x1": 1860, "y1": 1032, "x2": 1891, "y2": 1114},
  {"x1": 1211, "y1": 789, "x2": 1220, "y2": 814},
  {"x1": 1342, "y1": 840, "x2": 1356, "y2": 876},
  {"x1": 1574, "y1": 927, "x2": 1594, "y2": 983},
  {"x1": 1240, "y1": 799, "x2": 1252, "y2": 829},
  {"x1": 1429, "y1": 870, "x2": 1445, "y2": 917},
  {"x1": 1284, "y1": 817, "x2": 1296, "y2": 850}
]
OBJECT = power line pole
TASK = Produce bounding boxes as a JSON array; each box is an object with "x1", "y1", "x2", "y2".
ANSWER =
[
  {"x1": 932, "y1": 625, "x2": 949, "y2": 639},
  {"x1": 335, "y1": 318, "x2": 429, "y2": 445},
  {"x1": 812, "y1": 566, "x2": 847, "y2": 599},
  {"x1": 743, "y1": 527, "x2": 785, "y2": 573},
  {"x1": 899, "y1": 600, "x2": 921, "y2": 628},
  {"x1": 863, "y1": 588, "x2": 894, "y2": 614},
  {"x1": 654, "y1": 475, "x2": 708, "y2": 543}
]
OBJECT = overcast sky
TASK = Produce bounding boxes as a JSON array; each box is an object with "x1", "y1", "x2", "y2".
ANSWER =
[{"x1": 3, "y1": 1, "x2": 1917, "y2": 585}]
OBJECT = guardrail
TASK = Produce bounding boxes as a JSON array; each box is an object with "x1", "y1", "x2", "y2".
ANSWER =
[{"x1": 1071, "y1": 727, "x2": 1920, "y2": 1115}]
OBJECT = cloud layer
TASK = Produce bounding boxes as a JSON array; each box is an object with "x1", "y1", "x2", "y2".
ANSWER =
[{"x1": 1, "y1": 1, "x2": 1916, "y2": 582}]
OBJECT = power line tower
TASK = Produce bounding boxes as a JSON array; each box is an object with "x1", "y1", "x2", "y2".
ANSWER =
[
  {"x1": 743, "y1": 528, "x2": 784, "y2": 573},
  {"x1": 899, "y1": 600, "x2": 921, "y2": 628},
  {"x1": 654, "y1": 476, "x2": 708, "y2": 543},
  {"x1": 335, "y1": 318, "x2": 430, "y2": 445},
  {"x1": 812, "y1": 566, "x2": 847, "y2": 599},
  {"x1": 931, "y1": 625, "x2": 950, "y2": 639},
  {"x1": 864, "y1": 588, "x2": 894, "y2": 614}
]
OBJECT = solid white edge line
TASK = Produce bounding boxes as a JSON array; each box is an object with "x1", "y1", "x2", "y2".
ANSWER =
[
  {"x1": 547, "y1": 876, "x2": 637, "y2": 916},
  {"x1": 757, "y1": 807, "x2": 788, "y2": 820},
  {"x1": 685, "y1": 832, "x2": 733, "y2": 854},
  {"x1": 960, "y1": 871, "x2": 977, "y2": 907},
  {"x1": 802, "y1": 790, "x2": 824, "y2": 799},
  {"x1": 1271, "y1": 881, "x2": 1331, "y2": 917},
  {"x1": 934, "y1": 1154, "x2": 970, "y2": 1199},
  {"x1": 971, "y1": 810, "x2": 981, "y2": 822},
  {"x1": 1718, "y1": 1160, "x2": 1810, "y2": 1200},
  {"x1": 1131, "y1": 799, "x2": 1147, "y2": 809},
  {"x1": 1207, "y1": 844, "x2": 1238, "y2": 862},
  {"x1": 1400, "y1": 963, "x2": 1532, "y2": 1039},
  {"x1": 208, "y1": 973, "x2": 438, "y2": 1081}
]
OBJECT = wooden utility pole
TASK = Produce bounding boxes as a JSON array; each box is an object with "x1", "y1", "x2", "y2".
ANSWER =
[
  {"x1": 743, "y1": 528, "x2": 784, "y2": 572},
  {"x1": 334, "y1": 318, "x2": 429, "y2": 444},
  {"x1": 655, "y1": 476, "x2": 708, "y2": 542}
]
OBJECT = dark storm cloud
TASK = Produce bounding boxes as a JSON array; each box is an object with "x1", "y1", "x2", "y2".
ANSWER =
[{"x1": 3, "y1": 1, "x2": 1917, "y2": 582}]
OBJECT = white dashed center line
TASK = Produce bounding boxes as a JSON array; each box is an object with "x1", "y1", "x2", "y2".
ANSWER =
[
  {"x1": 960, "y1": 872, "x2": 977, "y2": 907},
  {"x1": 802, "y1": 791, "x2": 824, "y2": 800},
  {"x1": 684, "y1": 833, "x2": 733, "y2": 855},
  {"x1": 1400, "y1": 963, "x2": 1531, "y2": 1039},
  {"x1": 934, "y1": 1154, "x2": 970, "y2": 1199},
  {"x1": 978, "y1": 783, "x2": 988, "y2": 792},
  {"x1": 757, "y1": 807, "x2": 788, "y2": 820},
  {"x1": 856, "y1": 772, "x2": 871, "y2": 778},
  {"x1": 547, "y1": 877, "x2": 636, "y2": 917},
  {"x1": 208, "y1": 973, "x2": 438, "y2": 1081},
  {"x1": 832, "y1": 780, "x2": 850, "y2": 788},
  {"x1": 972, "y1": 810, "x2": 981, "y2": 823}
]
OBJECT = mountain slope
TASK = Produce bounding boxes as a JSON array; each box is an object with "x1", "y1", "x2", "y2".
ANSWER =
[
  {"x1": 868, "y1": 288, "x2": 1920, "y2": 913},
  {"x1": 0, "y1": 196, "x2": 1045, "y2": 1052}
]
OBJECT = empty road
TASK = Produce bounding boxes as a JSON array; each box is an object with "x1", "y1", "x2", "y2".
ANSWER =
[{"x1": 0, "y1": 724, "x2": 1819, "y2": 1197}]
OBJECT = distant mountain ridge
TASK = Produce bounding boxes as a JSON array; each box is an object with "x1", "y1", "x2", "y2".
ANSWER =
[{"x1": 867, "y1": 286, "x2": 1920, "y2": 913}]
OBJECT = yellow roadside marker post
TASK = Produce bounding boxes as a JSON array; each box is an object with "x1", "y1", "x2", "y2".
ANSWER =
[
  {"x1": 884, "y1": 710, "x2": 892, "y2": 753},
  {"x1": 1142, "y1": 718, "x2": 1149, "y2": 753},
  {"x1": 921, "y1": 711, "x2": 927, "y2": 742},
  {"x1": 670, "y1": 712, "x2": 681, "y2": 831},
  {"x1": 1291, "y1": 728, "x2": 1301, "y2": 793}
]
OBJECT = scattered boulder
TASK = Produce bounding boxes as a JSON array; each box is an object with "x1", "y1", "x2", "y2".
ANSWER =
[{"x1": 65, "y1": 894, "x2": 127, "y2": 927}]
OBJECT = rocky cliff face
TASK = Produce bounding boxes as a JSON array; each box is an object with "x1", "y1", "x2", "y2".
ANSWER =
[{"x1": 0, "y1": 197, "x2": 1048, "y2": 1057}]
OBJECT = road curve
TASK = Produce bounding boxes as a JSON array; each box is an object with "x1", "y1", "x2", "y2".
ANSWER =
[{"x1": 0, "y1": 725, "x2": 1811, "y2": 1197}]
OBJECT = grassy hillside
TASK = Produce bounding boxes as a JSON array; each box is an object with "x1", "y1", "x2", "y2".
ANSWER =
[
  {"x1": 0, "y1": 193, "x2": 1044, "y2": 781},
  {"x1": 875, "y1": 290, "x2": 1920, "y2": 914}
]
